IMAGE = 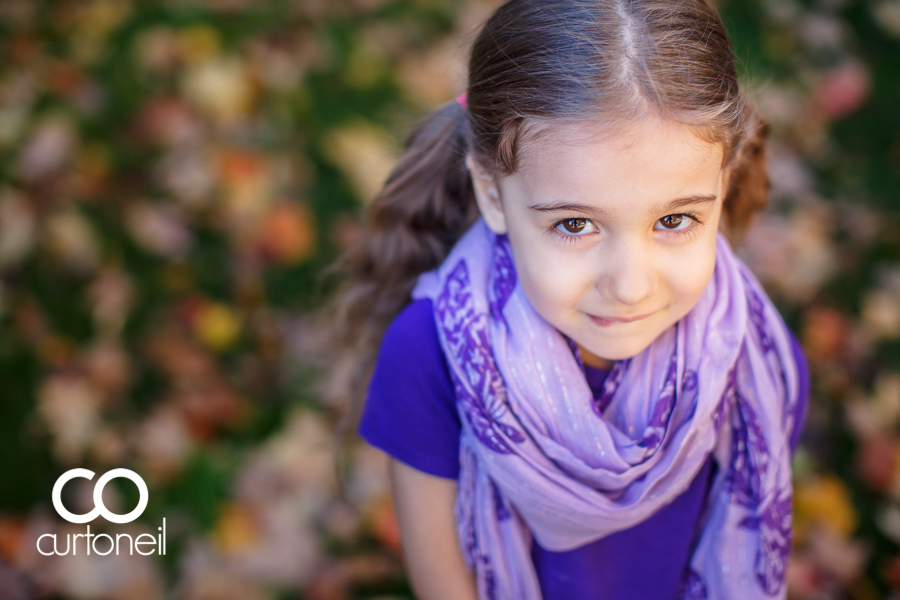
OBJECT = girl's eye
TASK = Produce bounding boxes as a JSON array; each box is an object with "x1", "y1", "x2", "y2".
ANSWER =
[
  {"x1": 550, "y1": 218, "x2": 597, "y2": 245},
  {"x1": 653, "y1": 213, "x2": 702, "y2": 238},
  {"x1": 555, "y1": 218, "x2": 595, "y2": 237},
  {"x1": 655, "y1": 214, "x2": 691, "y2": 232}
]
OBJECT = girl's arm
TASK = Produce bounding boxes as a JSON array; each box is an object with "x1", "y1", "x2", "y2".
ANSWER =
[{"x1": 389, "y1": 458, "x2": 479, "y2": 600}]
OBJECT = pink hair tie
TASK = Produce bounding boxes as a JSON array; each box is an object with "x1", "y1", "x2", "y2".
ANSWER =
[{"x1": 456, "y1": 92, "x2": 468, "y2": 109}]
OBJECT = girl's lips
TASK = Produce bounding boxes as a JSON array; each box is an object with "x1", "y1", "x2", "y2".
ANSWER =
[{"x1": 589, "y1": 312, "x2": 654, "y2": 325}]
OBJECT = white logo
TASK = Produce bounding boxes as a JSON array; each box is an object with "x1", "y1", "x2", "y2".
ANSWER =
[
  {"x1": 39, "y1": 468, "x2": 164, "y2": 557},
  {"x1": 52, "y1": 468, "x2": 149, "y2": 524}
]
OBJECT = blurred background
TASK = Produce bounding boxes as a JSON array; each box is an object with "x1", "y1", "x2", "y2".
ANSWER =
[{"x1": 0, "y1": 0, "x2": 897, "y2": 598}]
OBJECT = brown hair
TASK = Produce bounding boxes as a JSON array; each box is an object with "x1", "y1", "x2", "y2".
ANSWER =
[{"x1": 319, "y1": 0, "x2": 770, "y2": 426}]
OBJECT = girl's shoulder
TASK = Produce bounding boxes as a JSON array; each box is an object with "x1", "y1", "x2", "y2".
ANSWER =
[
  {"x1": 358, "y1": 298, "x2": 462, "y2": 479},
  {"x1": 379, "y1": 298, "x2": 444, "y2": 362}
]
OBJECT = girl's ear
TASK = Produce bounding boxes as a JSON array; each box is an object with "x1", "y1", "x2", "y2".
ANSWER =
[{"x1": 465, "y1": 154, "x2": 508, "y2": 234}]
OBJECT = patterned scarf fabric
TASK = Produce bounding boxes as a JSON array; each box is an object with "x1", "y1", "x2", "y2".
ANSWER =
[{"x1": 410, "y1": 217, "x2": 800, "y2": 600}]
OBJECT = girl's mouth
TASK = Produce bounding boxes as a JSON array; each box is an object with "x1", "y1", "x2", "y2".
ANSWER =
[{"x1": 588, "y1": 311, "x2": 654, "y2": 326}]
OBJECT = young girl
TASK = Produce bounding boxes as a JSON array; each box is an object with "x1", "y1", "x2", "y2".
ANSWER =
[{"x1": 326, "y1": 0, "x2": 810, "y2": 598}]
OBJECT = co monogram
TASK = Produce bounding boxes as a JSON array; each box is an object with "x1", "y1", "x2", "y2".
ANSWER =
[{"x1": 52, "y1": 468, "x2": 149, "y2": 524}]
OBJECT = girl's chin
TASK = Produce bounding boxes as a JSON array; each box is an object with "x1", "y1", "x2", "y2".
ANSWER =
[{"x1": 574, "y1": 336, "x2": 657, "y2": 367}]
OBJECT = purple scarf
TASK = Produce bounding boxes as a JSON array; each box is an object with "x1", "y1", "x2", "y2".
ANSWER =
[{"x1": 410, "y1": 218, "x2": 800, "y2": 600}]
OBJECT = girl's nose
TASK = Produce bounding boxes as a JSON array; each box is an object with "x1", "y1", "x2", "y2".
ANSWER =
[{"x1": 597, "y1": 239, "x2": 659, "y2": 306}]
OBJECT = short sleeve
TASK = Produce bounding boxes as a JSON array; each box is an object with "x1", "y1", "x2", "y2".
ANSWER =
[
  {"x1": 787, "y1": 329, "x2": 810, "y2": 454},
  {"x1": 358, "y1": 298, "x2": 462, "y2": 479}
]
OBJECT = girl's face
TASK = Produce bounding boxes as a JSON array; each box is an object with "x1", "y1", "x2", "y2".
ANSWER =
[{"x1": 467, "y1": 116, "x2": 729, "y2": 370}]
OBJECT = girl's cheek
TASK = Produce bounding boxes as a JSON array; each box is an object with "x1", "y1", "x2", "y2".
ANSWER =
[
  {"x1": 512, "y1": 232, "x2": 617, "y2": 307},
  {"x1": 533, "y1": 253, "x2": 578, "y2": 287},
  {"x1": 519, "y1": 260, "x2": 574, "y2": 310},
  {"x1": 543, "y1": 266, "x2": 588, "y2": 310},
  {"x1": 666, "y1": 244, "x2": 717, "y2": 299}
]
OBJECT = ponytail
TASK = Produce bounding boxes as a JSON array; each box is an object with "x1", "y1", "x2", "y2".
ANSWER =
[{"x1": 318, "y1": 99, "x2": 478, "y2": 429}]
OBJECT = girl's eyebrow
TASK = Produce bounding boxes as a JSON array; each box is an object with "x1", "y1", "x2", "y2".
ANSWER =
[{"x1": 527, "y1": 195, "x2": 717, "y2": 218}]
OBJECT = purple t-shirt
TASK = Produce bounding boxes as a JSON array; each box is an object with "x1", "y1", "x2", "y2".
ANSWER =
[{"x1": 360, "y1": 298, "x2": 810, "y2": 600}]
